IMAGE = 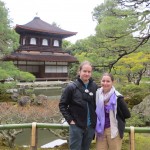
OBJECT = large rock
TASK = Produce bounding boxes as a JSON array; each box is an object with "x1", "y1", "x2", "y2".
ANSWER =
[
  {"x1": 18, "y1": 96, "x2": 31, "y2": 106},
  {"x1": 132, "y1": 95, "x2": 150, "y2": 117},
  {"x1": 33, "y1": 94, "x2": 48, "y2": 105},
  {"x1": 11, "y1": 92, "x2": 19, "y2": 101}
]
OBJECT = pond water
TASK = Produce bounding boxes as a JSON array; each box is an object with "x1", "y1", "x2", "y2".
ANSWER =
[
  {"x1": 33, "y1": 87, "x2": 63, "y2": 100},
  {"x1": 15, "y1": 129, "x2": 58, "y2": 147},
  {"x1": 15, "y1": 87, "x2": 64, "y2": 147}
]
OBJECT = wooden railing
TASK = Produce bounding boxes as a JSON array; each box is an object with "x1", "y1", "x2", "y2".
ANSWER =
[{"x1": 0, "y1": 123, "x2": 150, "y2": 150}]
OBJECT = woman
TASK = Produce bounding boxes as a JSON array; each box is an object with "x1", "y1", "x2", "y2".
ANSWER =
[
  {"x1": 59, "y1": 61, "x2": 98, "y2": 150},
  {"x1": 95, "y1": 73, "x2": 130, "y2": 150}
]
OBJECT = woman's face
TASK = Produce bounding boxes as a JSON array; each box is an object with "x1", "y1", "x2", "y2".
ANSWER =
[
  {"x1": 101, "y1": 75, "x2": 113, "y2": 93},
  {"x1": 79, "y1": 64, "x2": 92, "y2": 83}
]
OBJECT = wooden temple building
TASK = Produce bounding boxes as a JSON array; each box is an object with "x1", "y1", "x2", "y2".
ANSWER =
[{"x1": 3, "y1": 17, "x2": 78, "y2": 81}]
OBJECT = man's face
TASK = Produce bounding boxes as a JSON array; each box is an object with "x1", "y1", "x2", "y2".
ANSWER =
[{"x1": 79, "y1": 64, "x2": 92, "y2": 83}]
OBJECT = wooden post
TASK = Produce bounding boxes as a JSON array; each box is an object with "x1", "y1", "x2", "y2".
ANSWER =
[
  {"x1": 130, "y1": 126, "x2": 135, "y2": 150},
  {"x1": 30, "y1": 122, "x2": 38, "y2": 150}
]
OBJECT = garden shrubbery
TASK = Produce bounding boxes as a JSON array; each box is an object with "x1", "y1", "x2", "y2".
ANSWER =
[{"x1": 115, "y1": 83, "x2": 150, "y2": 108}]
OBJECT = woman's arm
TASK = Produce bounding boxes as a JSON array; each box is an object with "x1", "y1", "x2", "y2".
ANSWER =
[{"x1": 117, "y1": 96, "x2": 131, "y2": 119}]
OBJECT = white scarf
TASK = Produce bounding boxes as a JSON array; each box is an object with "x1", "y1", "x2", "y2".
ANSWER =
[{"x1": 96, "y1": 86, "x2": 122, "y2": 138}]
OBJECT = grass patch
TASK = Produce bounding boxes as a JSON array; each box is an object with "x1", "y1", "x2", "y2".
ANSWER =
[{"x1": 122, "y1": 133, "x2": 150, "y2": 150}]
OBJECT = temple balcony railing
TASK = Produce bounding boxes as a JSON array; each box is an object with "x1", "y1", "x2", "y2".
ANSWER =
[{"x1": 0, "y1": 123, "x2": 150, "y2": 150}]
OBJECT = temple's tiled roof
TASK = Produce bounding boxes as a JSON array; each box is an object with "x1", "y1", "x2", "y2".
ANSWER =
[
  {"x1": 15, "y1": 17, "x2": 77, "y2": 38},
  {"x1": 3, "y1": 51, "x2": 78, "y2": 63}
]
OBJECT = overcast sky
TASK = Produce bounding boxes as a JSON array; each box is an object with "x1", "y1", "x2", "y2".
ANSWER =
[{"x1": 2, "y1": 0, "x2": 104, "y2": 43}]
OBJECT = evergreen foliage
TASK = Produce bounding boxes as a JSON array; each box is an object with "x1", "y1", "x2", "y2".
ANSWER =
[
  {"x1": 0, "y1": 0, "x2": 19, "y2": 55},
  {"x1": 0, "y1": 1, "x2": 35, "y2": 94}
]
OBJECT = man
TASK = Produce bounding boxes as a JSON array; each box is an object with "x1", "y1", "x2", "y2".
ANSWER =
[{"x1": 59, "y1": 61, "x2": 98, "y2": 150}]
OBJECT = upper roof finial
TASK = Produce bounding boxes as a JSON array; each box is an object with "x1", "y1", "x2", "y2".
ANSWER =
[{"x1": 36, "y1": 12, "x2": 38, "y2": 17}]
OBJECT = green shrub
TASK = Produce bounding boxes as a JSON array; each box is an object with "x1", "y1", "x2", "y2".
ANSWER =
[
  {"x1": 68, "y1": 63, "x2": 78, "y2": 80},
  {"x1": 17, "y1": 71, "x2": 35, "y2": 82},
  {"x1": 0, "y1": 82, "x2": 17, "y2": 102},
  {"x1": 126, "y1": 112, "x2": 145, "y2": 127},
  {"x1": 115, "y1": 83, "x2": 150, "y2": 108}
]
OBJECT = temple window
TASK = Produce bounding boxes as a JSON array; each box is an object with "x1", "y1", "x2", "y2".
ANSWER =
[
  {"x1": 23, "y1": 38, "x2": 26, "y2": 45},
  {"x1": 45, "y1": 66, "x2": 67, "y2": 73},
  {"x1": 42, "y1": 39, "x2": 48, "y2": 46},
  {"x1": 30, "y1": 38, "x2": 36, "y2": 45},
  {"x1": 53, "y1": 40, "x2": 59, "y2": 47}
]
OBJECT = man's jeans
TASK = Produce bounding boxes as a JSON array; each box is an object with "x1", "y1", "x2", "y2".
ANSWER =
[{"x1": 69, "y1": 124, "x2": 95, "y2": 150}]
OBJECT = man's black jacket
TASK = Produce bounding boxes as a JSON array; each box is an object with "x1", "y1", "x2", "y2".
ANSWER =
[{"x1": 59, "y1": 77, "x2": 98, "y2": 129}]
